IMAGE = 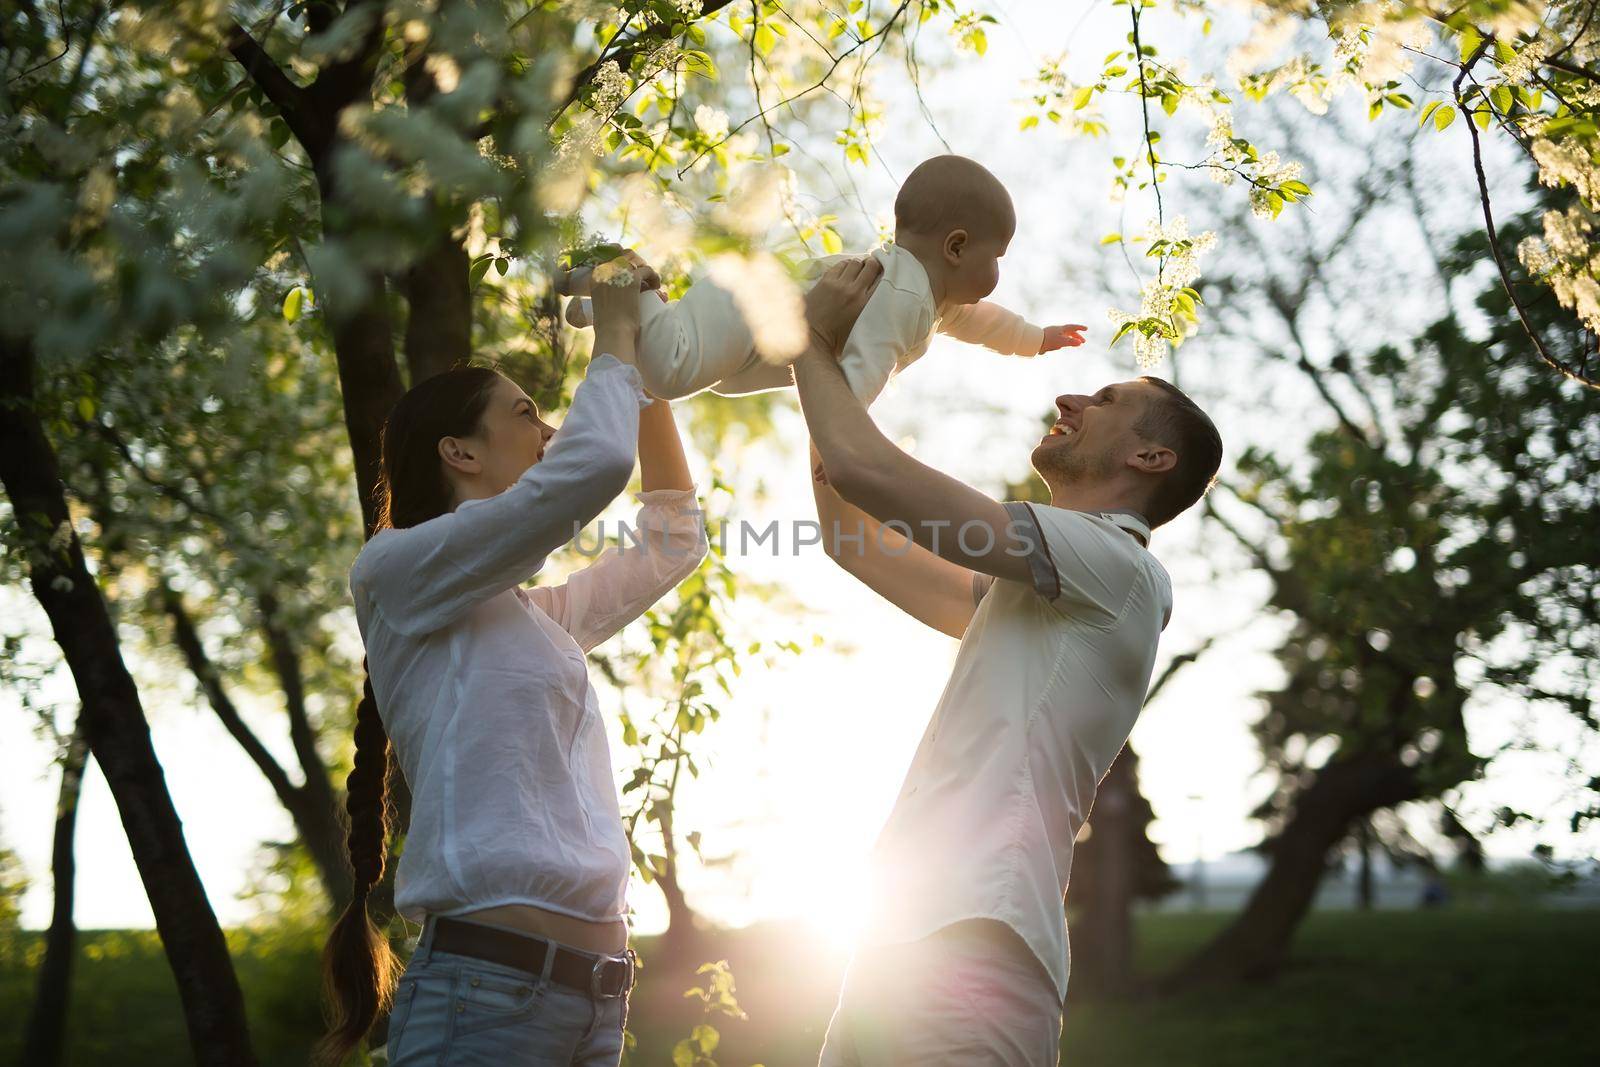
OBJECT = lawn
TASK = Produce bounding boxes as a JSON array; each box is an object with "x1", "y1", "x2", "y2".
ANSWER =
[{"x1": 0, "y1": 910, "x2": 1593, "y2": 1065}]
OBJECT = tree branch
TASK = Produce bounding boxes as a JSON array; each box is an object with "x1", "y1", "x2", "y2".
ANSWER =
[
  {"x1": 1454, "y1": 46, "x2": 1599, "y2": 390},
  {"x1": 1144, "y1": 636, "x2": 1218, "y2": 706},
  {"x1": 552, "y1": 0, "x2": 739, "y2": 122},
  {"x1": 161, "y1": 582, "x2": 305, "y2": 812},
  {"x1": 223, "y1": 19, "x2": 315, "y2": 146},
  {"x1": 256, "y1": 591, "x2": 333, "y2": 798}
]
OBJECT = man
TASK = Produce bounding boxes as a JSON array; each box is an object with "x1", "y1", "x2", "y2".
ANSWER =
[{"x1": 794, "y1": 258, "x2": 1223, "y2": 1065}]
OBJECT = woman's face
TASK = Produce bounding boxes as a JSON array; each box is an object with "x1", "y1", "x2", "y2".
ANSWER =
[{"x1": 442, "y1": 376, "x2": 557, "y2": 502}]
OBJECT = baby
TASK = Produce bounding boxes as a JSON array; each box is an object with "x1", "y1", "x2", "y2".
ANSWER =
[{"x1": 559, "y1": 155, "x2": 1085, "y2": 404}]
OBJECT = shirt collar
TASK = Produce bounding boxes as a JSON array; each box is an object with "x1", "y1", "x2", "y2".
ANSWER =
[{"x1": 1095, "y1": 508, "x2": 1152, "y2": 547}]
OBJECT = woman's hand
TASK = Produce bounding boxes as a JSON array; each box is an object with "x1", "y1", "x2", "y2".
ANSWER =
[
  {"x1": 590, "y1": 252, "x2": 653, "y2": 363},
  {"x1": 804, "y1": 256, "x2": 883, "y2": 356}
]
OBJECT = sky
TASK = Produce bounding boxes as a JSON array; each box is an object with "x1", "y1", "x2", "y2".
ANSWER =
[{"x1": 2, "y1": 0, "x2": 1594, "y2": 937}]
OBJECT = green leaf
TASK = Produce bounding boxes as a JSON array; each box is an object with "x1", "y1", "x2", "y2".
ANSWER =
[
  {"x1": 753, "y1": 23, "x2": 776, "y2": 55},
  {"x1": 76, "y1": 395, "x2": 95, "y2": 421},
  {"x1": 1100, "y1": 233, "x2": 1122, "y2": 245},
  {"x1": 1490, "y1": 85, "x2": 1513, "y2": 114},
  {"x1": 282, "y1": 287, "x2": 303, "y2": 323},
  {"x1": 1072, "y1": 86, "x2": 1094, "y2": 110},
  {"x1": 470, "y1": 258, "x2": 492, "y2": 286},
  {"x1": 1458, "y1": 25, "x2": 1483, "y2": 63},
  {"x1": 1434, "y1": 104, "x2": 1457, "y2": 131},
  {"x1": 692, "y1": 1024, "x2": 720, "y2": 1052},
  {"x1": 494, "y1": 258, "x2": 509, "y2": 277},
  {"x1": 1020, "y1": 114, "x2": 1040, "y2": 130}
]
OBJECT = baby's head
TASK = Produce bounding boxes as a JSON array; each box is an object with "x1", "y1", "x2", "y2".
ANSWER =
[{"x1": 894, "y1": 155, "x2": 1015, "y2": 304}]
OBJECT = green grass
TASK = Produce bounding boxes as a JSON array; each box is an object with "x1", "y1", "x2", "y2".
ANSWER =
[{"x1": 1, "y1": 910, "x2": 1593, "y2": 1065}]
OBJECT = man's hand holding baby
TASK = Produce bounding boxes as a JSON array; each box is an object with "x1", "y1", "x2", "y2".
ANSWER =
[{"x1": 804, "y1": 256, "x2": 884, "y2": 356}]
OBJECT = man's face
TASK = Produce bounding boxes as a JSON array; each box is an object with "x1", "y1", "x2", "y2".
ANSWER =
[{"x1": 1032, "y1": 380, "x2": 1155, "y2": 485}]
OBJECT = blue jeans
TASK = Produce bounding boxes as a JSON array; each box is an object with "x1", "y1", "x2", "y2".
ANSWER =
[{"x1": 383, "y1": 916, "x2": 628, "y2": 1066}]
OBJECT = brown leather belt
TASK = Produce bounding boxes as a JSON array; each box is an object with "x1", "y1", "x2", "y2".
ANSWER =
[{"x1": 430, "y1": 917, "x2": 635, "y2": 999}]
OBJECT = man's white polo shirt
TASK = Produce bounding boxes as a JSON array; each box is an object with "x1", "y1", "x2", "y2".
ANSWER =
[{"x1": 861, "y1": 501, "x2": 1172, "y2": 1002}]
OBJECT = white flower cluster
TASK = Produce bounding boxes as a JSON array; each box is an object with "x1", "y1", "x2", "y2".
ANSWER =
[
  {"x1": 708, "y1": 251, "x2": 808, "y2": 361},
  {"x1": 642, "y1": 40, "x2": 682, "y2": 76},
  {"x1": 1498, "y1": 39, "x2": 1549, "y2": 86},
  {"x1": 1153, "y1": 217, "x2": 1216, "y2": 288},
  {"x1": 556, "y1": 112, "x2": 604, "y2": 162},
  {"x1": 1249, "y1": 151, "x2": 1305, "y2": 217},
  {"x1": 592, "y1": 59, "x2": 629, "y2": 114},
  {"x1": 1532, "y1": 135, "x2": 1600, "y2": 203},
  {"x1": 1107, "y1": 217, "x2": 1217, "y2": 368},
  {"x1": 1280, "y1": 57, "x2": 1333, "y2": 115},
  {"x1": 1518, "y1": 204, "x2": 1600, "y2": 332},
  {"x1": 1206, "y1": 109, "x2": 1243, "y2": 186},
  {"x1": 674, "y1": 0, "x2": 703, "y2": 17},
  {"x1": 694, "y1": 104, "x2": 729, "y2": 143}
]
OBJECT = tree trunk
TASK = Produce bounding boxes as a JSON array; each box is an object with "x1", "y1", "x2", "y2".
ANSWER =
[
  {"x1": 257, "y1": 590, "x2": 351, "y2": 904},
  {"x1": 1069, "y1": 757, "x2": 1136, "y2": 999},
  {"x1": 20, "y1": 718, "x2": 89, "y2": 1067},
  {"x1": 1166, "y1": 750, "x2": 1420, "y2": 990},
  {"x1": 162, "y1": 583, "x2": 351, "y2": 905},
  {"x1": 655, "y1": 797, "x2": 702, "y2": 958},
  {"x1": 403, "y1": 233, "x2": 473, "y2": 384},
  {"x1": 0, "y1": 337, "x2": 259, "y2": 1066},
  {"x1": 1355, "y1": 818, "x2": 1375, "y2": 911}
]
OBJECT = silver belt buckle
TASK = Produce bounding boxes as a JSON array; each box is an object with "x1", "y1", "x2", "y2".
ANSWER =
[{"x1": 589, "y1": 948, "x2": 633, "y2": 999}]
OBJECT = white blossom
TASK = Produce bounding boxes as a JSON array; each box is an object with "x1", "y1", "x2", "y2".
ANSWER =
[
  {"x1": 709, "y1": 252, "x2": 808, "y2": 361},
  {"x1": 693, "y1": 104, "x2": 729, "y2": 142},
  {"x1": 592, "y1": 60, "x2": 628, "y2": 113}
]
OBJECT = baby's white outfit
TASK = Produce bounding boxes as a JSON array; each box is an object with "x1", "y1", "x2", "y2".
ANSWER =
[{"x1": 576, "y1": 243, "x2": 1045, "y2": 403}]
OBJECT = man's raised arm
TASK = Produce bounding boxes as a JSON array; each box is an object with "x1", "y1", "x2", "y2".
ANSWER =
[
  {"x1": 791, "y1": 258, "x2": 1034, "y2": 586},
  {"x1": 810, "y1": 442, "x2": 988, "y2": 639}
]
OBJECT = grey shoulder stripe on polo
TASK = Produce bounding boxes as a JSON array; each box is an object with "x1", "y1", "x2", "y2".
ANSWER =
[{"x1": 1002, "y1": 501, "x2": 1060, "y2": 601}]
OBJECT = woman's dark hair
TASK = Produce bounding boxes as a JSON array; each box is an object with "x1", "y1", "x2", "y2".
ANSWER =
[{"x1": 316, "y1": 365, "x2": 503, "y2": 1066}]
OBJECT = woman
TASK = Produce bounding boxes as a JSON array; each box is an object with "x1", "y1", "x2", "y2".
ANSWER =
[{"x1": 317, "y1": 263, "x2": 707, "y2": 1066}]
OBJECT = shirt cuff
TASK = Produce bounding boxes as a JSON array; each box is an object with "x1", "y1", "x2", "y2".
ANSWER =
[
  {"x1": 1022, "y1": 323, "x2": 1046, "y2": 356},
  {"x1": 634, "y1": 485, "x2": 701, "y2": 510},
  {"x1": 590, "y1": 352, "x2": 653, "y2": 409},
  {"x1": 1003, "y1": 500, "x2": 1060, "y2": 601}
]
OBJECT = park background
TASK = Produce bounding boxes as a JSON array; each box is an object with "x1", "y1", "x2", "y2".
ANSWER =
[{"x1": 2, "y1": 1, "x2": 1597, "y2": 1064}]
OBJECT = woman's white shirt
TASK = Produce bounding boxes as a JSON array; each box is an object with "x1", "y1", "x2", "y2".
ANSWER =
[{"x1": 349, "y1": 354, "x2": 709, "y2": 925}]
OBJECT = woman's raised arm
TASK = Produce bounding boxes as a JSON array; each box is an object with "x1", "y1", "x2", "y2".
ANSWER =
[{"x1": 352, "y1": 355, "x2": 648, "y2": 637}]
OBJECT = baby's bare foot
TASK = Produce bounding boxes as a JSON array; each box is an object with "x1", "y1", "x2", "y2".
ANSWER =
[{"x1": 565, "y1": 297, "x2": 593, "y2": 329}]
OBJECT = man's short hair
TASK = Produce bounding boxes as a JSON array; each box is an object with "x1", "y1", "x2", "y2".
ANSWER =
[{"x1": 1133, "y1": 377, "x2": 1223, "y2": 527}]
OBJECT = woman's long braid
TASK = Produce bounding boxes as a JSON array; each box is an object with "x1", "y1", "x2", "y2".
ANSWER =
[
  {"x1": 314, "y1": 658, "x2": 399, "y2": 1066},
  {"x1": 316, "y1": 365, "x2": 503, "y2": 1062}
]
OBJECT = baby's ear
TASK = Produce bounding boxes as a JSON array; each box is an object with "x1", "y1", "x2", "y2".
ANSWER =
[{"x1": 943, "y1": 228, "x2": 969, "y2": 263}]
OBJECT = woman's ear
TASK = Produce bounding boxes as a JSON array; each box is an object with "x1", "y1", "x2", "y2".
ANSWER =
[
  {"x1": 942, "y1": 228, "x2": 968, "y2": 265},
  {"x1": 438, "y1": 435, "x2": 483, "y2": 477}
]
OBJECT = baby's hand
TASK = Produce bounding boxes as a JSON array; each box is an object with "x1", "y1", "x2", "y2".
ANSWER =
[{"x1": 1040, "y1": 324, "x2": 1088, "y2": 353}]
